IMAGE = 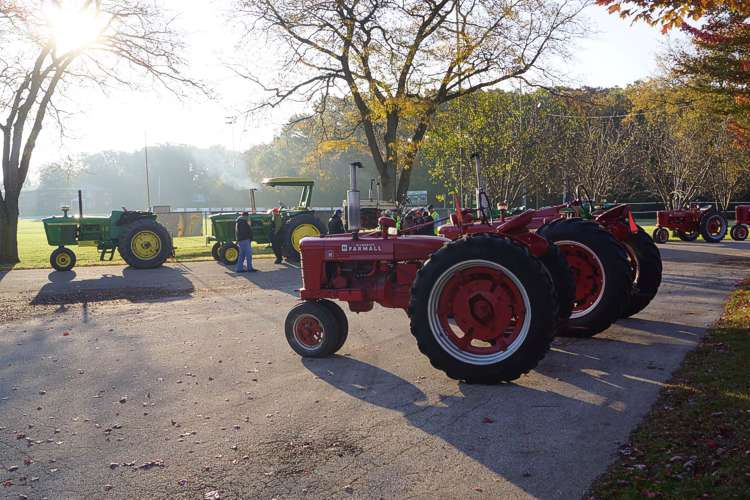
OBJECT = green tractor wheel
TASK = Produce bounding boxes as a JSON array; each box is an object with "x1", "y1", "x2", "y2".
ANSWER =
[
  {"x1": 50, "y1": 247, "x2": 76, "y2": 272},
  {"x1": 220, "y1": 242, "x2": 239, "y2": 265},
  {"x1": 281, "y1": 213, "x2": 327, "y2": 262},
  {"x1": 211, "y1": 242, "x2": 222, "y2": 261},
  {"x1": 118, "y1": 218, "x2": 173, "y2": 269}
]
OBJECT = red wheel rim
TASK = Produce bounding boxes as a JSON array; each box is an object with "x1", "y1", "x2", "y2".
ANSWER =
[
  {"x1": 427, "y1": 260, "x2": 530, "y2": 365},
  {"x1": 706, "y1": 216, "x2": 724, "y2": 236},
  {"x1": 738, "y1": 226, "x2": 748, "y2": 239},
  {"x1": 556, "y1": 241, "x2": 605, "y2": 319},
  {"x1": 293, "y1": 314, "x2": 325, "y2": 348}
]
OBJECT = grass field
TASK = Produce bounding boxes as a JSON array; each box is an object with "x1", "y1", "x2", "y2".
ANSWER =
[
  {"x1": 0, "y1": 217, "x2": 707, "y2": 271},
  {"x1": 588, "y1": 279, "x2": 750, "y2": 499},
  {"x1": 3, "y1": 219, "x2": 275, "y2": 270}
]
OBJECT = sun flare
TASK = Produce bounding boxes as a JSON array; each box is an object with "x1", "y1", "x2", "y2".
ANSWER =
[{"x1": 44, "y1": 1, "x2": 107, "y2": 55}]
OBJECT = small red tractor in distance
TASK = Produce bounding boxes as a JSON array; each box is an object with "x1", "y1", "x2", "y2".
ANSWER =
[
  {"x1": 284, "y1": 162, "x2": 572, "y2": 384},
  {"x1": 652, "y1": 203, "x2": 728, "y2": 244},
  {"x1": 730, "y1": 205, "x2": 750, "y2": 241}
]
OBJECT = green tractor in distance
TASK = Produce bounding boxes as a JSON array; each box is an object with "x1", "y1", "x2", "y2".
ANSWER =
[
  {"x1": 207, "y1": 177, "x2": 327, "y2": 265},
  {"x1": 42, "y1": 191, "x2": 173, "y2": 272}
]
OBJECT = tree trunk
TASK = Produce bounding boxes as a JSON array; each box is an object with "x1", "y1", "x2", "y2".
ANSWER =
[
  {"x1": 0, "y1": 198, "x2": 20, "y2": 265},
  {"x1": 380, "y1": 165, "x2": 397, "y2": 203}
]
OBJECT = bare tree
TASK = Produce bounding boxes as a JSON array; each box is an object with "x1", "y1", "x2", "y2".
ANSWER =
[
  {"x1": 234, "y1": 0, "x2": 588, "y2": 201},
  {"x1": 0, "y1": 0, "x2": 199, "y2": 265},
  {"x1": 566, "y1": 117, "x2": 638, "y2": 202}
]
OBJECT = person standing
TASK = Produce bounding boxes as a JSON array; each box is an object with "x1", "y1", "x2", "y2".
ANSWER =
[
  {"x1": 235, "y1": 212, "x2": 257, "y2": 273},
  {"x1": 270, "y1": 208, "x2": 284, "y2": 264},
  {"x1": 328, "y1": 208, "x2": 346, "y2": 234},
  {"x1": 427, "y1": 204, "x2": 440, "y2": 234}
]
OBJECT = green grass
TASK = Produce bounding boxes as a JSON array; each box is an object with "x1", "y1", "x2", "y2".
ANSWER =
[
  {"x1": 588, "y1": 279, "x2": 750, "y2": 499},
  {"x1": 3, "y1": 219, "x2": 274, "y2": 270}
]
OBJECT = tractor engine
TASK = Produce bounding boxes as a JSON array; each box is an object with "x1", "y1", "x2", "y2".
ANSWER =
[{"x1": 298, "y1": 233, "x2": 447, "y2": 312}]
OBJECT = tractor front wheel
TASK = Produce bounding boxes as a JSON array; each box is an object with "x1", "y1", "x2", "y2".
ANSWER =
[
  {"x1": 317, "y1": 299, "x2": 349, "y2": 352},
  {"x1": 285, "y1": 301, "x2": 346, "y2": 357},
  {"x1": 538, "y1": 219, "x2": 631, "y2": 337},
  {"x1": 676, "y1": 230, "x2": 699, "y2": 242},
  {"x1": 700, "y1": 210, "x2": 728, "y2": 243},
  {"x1": 621, "y1": 226, "x2": 662, "y2": 318},
  {"x1": 50, "y1": 247, "x2": 76, "y2": 272},
  {"x1": 211, "y1": 242, "x2": 222, "y2": 261},
  {"x1": 730, "y1": 224, "x2": 748, "y2": 241},
  {"x1": 652, "y1": 227, "x2": 669, "y2": 244},
  {"x1": 281, "y1": 213, "x2": 327, "y2": 262},
  {"x1": 220, "y1": 242, "x2": 239, "y2": 265},
  {"x1": 118, "y1": 218, "x2": 173, "y2": 269},
  {"x1": 408, "y1": 234, "x2": 557, "y2": 384}
]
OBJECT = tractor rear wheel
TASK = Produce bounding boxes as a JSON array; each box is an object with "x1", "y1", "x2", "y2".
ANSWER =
[
  {"x1": 676, "y1": 230, "x2": 699, "y2": 242},
  {"x1": 730, "y1": 224, "x2": 749, "y2": 241},
  {"x1": 652, "y1": 227, "x2": 669, "y2": 244},
  {"x1": 220, "y1": 242, "x2": 239, "y2": 265},
  {"x1": 538, "y1": 219, "x2": 631, "y2": 337},
  {"x1": 539, "y1": 240, "x2": 575, "y2": 323},
  {"x1": 281, "y1": 213, "x2": 327, "y2": 262},
  {"x1": 408, "y1": 235, "x2": 557, "y2": 384},
  {"x1": 50, "y1": 247, "x2": 76, "y2": 272},
  {"x1": 211, "y1": 242, "x2": 222, "y2": 261},
  {"x1": 285, "y1": 301, "x2": 345, "y2": 357},
  {"x1": 118, "y1": 218, "x2": 173, "y2": 269},
  {"x1": 620, "y1": 226, "x2": 662, "y2": 318},
  {"x1": 700, "y1": 210, "x2": 728, "y2": 243}
]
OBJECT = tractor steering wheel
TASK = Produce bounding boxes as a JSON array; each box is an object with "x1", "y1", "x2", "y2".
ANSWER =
[{"x1": 575, "y1": 185, "x2": 594, "y2": 211}]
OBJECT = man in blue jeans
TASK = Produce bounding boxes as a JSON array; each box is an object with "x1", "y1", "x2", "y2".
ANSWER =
[{"x1": 235, "y1": 212, "x2": 257, "y2": 273}]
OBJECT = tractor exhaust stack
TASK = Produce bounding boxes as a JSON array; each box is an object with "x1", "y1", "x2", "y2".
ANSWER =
[
  {"x1": 78, "y1": 190, "x2": 83, "y2": 220},
  {"x1": 347, "y1": 162, "x2": 363, "y2": 231}
]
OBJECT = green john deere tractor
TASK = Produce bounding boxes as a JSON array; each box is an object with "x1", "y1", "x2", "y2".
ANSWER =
[
  {"x1": 207, "y1": 177, "x2": 327, "y2": 265},
  {"x1": 42, "y1": 191, "x2": 173, "y2": 272}
]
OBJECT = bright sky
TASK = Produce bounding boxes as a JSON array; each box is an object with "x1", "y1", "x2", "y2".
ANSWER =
[{"x1": 31, "y1": 1, "x2": 683, "y2": 175}]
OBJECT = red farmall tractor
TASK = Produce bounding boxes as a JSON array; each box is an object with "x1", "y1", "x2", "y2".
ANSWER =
[
  {"x1": 284, "y1": 162, "x2": 573, "y2": 384},
  {"x1": 730, "y1": 205, "x2": 750, "y2": 241},
  {"x1": 439, "y1": 174, "x2": 661, "y2": 338},
  {"x1": 652, "y1": 203, "x2": 728, "y2": 244}
]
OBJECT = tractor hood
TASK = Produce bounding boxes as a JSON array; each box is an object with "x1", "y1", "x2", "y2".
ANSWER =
[{"x1": 300, "y1": 233, "x2": 448, "y2": 262}]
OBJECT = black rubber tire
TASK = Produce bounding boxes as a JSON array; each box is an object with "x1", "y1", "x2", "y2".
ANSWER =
[
  {"x1": 676, "y1": 230, "x2": 699, "y2": 242},
  {"x1": 50, "y1": 247, "x2": 76, "y2": 272},
  {"x1": 408, "y1": 234, "x2": 558, "y2": 384},
  {"x1": 317, "y1": 299, "x2": 349, "y2": 353},
  {"x1": 285, "y1": 301, "x2": 344, "y2": 358},
  {"x1": 539, "y1": 240, "x2": 575, "y2": 322},
  {"x1": 281, "y1": 213, "x2": 327, "y2": 262},
  {"x1": 220, "y1": 242, "x2": 239, "y2": 265},
  {"x1": 620, "y1": 226, "x2": 662, "y2": 318},
  {"x1": 730, "y1": 224, "x2": 749, "y2": 241},
  {"x1": 211, "y1": 242, "x2": 222, "y2": 261},
  {"x1": 652, "y1": 227, "x2": 669, "y2": 244},
  {"x1": 538, "y1": 219, "x2": 631, "y2": 337},
  {"x1": 117, "y1": 218, "x2": 173, "y2": 269},
  {"x1": 700, "y1": 210, "x2": 728, "y2": 243}
]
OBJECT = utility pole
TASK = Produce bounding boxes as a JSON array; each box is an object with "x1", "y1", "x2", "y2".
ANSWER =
[
  {"x1": 226, "y1": 116, "x2": 237, "y2": 172},
  {"x1": 144, "y1": 131, "x2": 152, "y2": 211}
]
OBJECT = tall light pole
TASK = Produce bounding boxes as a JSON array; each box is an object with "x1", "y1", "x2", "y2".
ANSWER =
[
  {"x1": 144, "y1": 131, "x2": 152, "y2": 211},
  {"x1": 225, "y1": 115, "x2": 237, "y2": 172}
]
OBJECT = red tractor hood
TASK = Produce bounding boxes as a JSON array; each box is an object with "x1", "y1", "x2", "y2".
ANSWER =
[{"x1": 300, "y1": 233, "x2": 449, "y2": 262}]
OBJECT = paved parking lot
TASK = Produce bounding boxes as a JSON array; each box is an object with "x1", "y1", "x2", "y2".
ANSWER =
[{"x1": 1, "y1": 241, "x2": 748, "y2": 499}]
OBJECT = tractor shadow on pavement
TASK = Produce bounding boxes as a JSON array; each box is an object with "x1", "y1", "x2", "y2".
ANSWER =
[
  {"x1": 30, "y1": 266, "x2": 195, "y2": 306},
  {"x1": 300, "y1": 352, "x2": 669, "y2": 498},
  {"x1": 224, "y1": 264, "x2": 301, "y2": 297}
]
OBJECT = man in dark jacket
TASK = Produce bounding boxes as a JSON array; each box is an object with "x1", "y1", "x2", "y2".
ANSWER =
[
  {"x1": 235, "y1": 212, "x2": 257, "y2": 272},
  {"x1": 328, "y1": 208, "x2": 346, "y2": 234}
]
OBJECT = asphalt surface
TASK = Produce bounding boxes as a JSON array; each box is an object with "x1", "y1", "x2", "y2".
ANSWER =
[{"x1": 1, "y1": 241, "x2": 749, "y2": 499}]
